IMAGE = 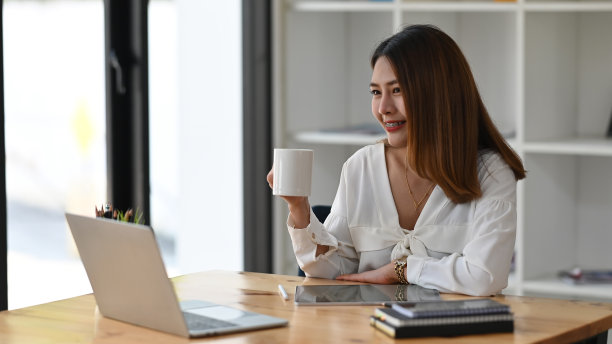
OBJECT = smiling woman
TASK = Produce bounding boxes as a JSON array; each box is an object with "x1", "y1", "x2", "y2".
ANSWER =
[
  {"x1": 369, "y1": 57, "x2": 408, "y2": 148},
  {"x1": 269, "y1": 25, "x2": 526, "y2": 297}
]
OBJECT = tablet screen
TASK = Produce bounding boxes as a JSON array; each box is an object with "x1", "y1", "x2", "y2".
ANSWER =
[{"x1": 294, "y1": 284, "x2": 440, "y2": 306}]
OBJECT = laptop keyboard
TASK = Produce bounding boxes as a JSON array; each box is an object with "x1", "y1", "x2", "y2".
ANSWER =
[{"x1": 183, "y1": 311, "x2": 236, "y2": 330}]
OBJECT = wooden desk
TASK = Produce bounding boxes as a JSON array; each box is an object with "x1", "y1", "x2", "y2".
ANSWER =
[{"x1": 1, "y1": 270, "x2": 611, "y2": 343}]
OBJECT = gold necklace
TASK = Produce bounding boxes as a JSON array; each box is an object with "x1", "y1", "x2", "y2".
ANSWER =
[{"x1": 404, "y1": 156, "x2": 435, "y2": 210}]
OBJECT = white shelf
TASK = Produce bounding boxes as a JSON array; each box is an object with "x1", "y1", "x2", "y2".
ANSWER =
[
  {"x1": 523, "y1": 277, "x2": 612, "y2": 300},
  {"x1": 400, "y1": 2, "x2": 517, "y2": 12},
  {"x1": 292, "y1": 1, "x2": 517, "y2": 12},
  {"x1": 293, "y1": 131, "x2": 386, "y2": 146},
  {"x1": 292, "y1": 1, "x2": 395, "y2": 12},
  {"x1": 292, "y1": 1, "x2": 612, "y2": 13},
  {"x1": 523, "y1": 137, "x2": 612, "y2": 156},
  {"x1": 276, "y1": 0, "x2": 612, "y2": 301},
  {"x1": 525, "y1": 2, "x2": 612, "y2": 12}
]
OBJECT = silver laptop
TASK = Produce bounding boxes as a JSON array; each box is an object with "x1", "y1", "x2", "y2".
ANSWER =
[{"x1": 65, "y1": 213, "x2": 288, "y2": 338}]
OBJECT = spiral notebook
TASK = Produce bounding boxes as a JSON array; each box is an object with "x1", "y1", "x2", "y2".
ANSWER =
[
  {"x1": 369, "y1": 315, "x2": 514, "y2": 338},
  {"x1": 391, "y1": 299, "x2": 510, "y2": 318},
  {"x1": 374, "y1": 307, "x2": 514, "y2": 328}
]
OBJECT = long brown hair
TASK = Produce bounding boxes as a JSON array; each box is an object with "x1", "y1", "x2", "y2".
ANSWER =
[{"x1": 371, "y1": 24, "x2": 525, "y2": 203}]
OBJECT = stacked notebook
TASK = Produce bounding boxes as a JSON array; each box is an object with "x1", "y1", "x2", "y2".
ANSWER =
[{"x1": 370, "y1": 299, "x2": 514, "y2": 338}]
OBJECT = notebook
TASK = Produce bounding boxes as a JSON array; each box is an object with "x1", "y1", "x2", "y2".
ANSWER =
[
  {"x1": 391, "y1": 299, "x2": 510, "y2": 318},
  {"x1": 65, "y1": 213, "x2": 288, "y2": 338},
  {"x1": 374, "y1": 307, "x2": 514, "y2": 328},
  {"x1": 369, "y1": 315, "x2": 514, "y2": 338}
]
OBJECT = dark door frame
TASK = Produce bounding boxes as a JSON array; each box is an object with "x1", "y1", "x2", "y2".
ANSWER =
[
  {"x1": 242, "y1": 0, "x2": 273, "y2": 273},
  {"x1": 1, "y1": 0, "x2": 8, "y2": 311},
  {"x1": 104, "y1": 0, "x2": 150, "y2": 224}
]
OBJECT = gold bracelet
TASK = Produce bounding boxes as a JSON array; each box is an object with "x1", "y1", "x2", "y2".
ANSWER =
[
  {"x1": 394, "y1": 259, "x2": 408, "y2": 284},
  {"x1": 394, "y1": 285, "x2": 404, "y2": 301}
]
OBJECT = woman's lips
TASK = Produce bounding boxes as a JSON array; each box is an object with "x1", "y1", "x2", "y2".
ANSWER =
[{"x1": 384, "y1": 121, "x2": 406, "y2": 132}]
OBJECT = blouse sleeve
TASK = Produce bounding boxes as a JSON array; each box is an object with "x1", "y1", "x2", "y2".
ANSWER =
[
  {"x1": 287, "y1": 162, "x2": 359, "y2": 279},
  {"x1": 404, "y1": 155, "x2": 518, "y2": 296}
]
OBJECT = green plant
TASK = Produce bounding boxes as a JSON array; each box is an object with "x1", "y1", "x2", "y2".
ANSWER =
[{"x1": 95, "y1": 204, "x2": 145, "y2": 224}]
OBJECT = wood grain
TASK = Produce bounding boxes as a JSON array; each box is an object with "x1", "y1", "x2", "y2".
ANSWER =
[{"x1": 1, "y1": 270, "x2": 611, "y2": 343}]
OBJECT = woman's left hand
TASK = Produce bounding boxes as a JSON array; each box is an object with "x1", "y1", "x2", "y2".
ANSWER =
[{"x1": 336, "y1": 262, "x2": 399, "y2": 284}]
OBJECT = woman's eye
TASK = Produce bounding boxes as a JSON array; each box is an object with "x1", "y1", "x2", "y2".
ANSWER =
[
  {"x1": 369, "y1": 89, "x2": 381, "y2": 96},
  {"x1": 392, "y1": 87, "x2": 401, "y2": 94}
]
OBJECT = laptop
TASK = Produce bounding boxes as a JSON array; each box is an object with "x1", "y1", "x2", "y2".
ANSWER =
[{"x1": 65, "y1": 213, "x2": 288, "y2": 338}]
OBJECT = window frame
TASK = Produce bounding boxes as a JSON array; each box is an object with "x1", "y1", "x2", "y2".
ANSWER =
[
  {"x1": 105, "y1": 0, "x2": 150, "y2": 223},
  {"x1": 1, "y1": 0, "x2": 8, "y2": 312},
  {"x1": 242, "y1": 0, "x2": 273, "y2": 273},
  {"x1": 0, "y1": 0, "x2": 272, "y2": 309}
]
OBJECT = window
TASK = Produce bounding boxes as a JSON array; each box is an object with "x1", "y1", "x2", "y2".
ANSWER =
[
  {"x1": 148, "y1": 0, "x2": 243, "y2": 275},
  {"x1": 4, "y1": 0, "x2": 104, "y2": 309},
  {"x1": 2, "y1": 0, "x2": 244, "y2": 309}
]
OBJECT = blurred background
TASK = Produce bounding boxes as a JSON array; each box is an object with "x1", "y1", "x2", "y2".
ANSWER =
[{"x1": 3, "y1": 0, "x2": 243, "y2": 309}]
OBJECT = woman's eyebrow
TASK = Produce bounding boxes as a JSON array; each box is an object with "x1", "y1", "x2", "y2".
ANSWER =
[{"x1": 369, "y1": 80, "x2": 399, "y2": 87}]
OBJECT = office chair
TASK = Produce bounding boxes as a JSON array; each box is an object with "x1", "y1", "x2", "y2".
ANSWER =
[{"x1": 298, "y1": 205, "x2": 331, "y2": 277}]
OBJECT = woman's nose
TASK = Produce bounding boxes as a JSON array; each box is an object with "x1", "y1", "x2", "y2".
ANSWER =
[{"x1": 378, "y1": 93, "x2": 396, "y2": 115}]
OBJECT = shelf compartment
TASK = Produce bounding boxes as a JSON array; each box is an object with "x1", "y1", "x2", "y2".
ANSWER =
[
  {"x1": 284, "y1": 11, "x2": 393, "y2": 134},
  {"x1": 401, "y1": 2, "x2": 517, "y2": 12},
  {"x1": 524, "y1": 11, "x2": 612, "y2": 142},
  {"x1": 523, "y1": 137, "x2": 612, "y2": 156},
  {"x1": 292, "y1": 1, "x2": 395, "y2": 12},
  {"x1": 522, "y1": 277, "x2": 612, "y2": 301},
  {"x1": 292, "y1": 1, "x2": 519, "y2": 13},
  {"x1": 525, "y1": 1, "x2": 612, "y2": 12},
  {"x1": 293, "y1": 130, "x2": 384, "y2": 145},
  {"x1": 522, "y1": 154, "x2": 612, "y2": 286}
]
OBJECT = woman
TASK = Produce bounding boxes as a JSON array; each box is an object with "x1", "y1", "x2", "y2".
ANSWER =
[{"x1": 267, "y1": 24, "x2": 526, "y2": 296}]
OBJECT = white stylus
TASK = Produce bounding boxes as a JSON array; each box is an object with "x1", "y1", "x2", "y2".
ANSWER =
[{"x1": 277, "y1": 284, "x2": 289, "y2": 301}]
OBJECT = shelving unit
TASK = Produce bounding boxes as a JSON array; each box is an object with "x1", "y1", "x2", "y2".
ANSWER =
[
  {"x1": 293, "y1": 131, "x2": 386, "y2": 146},
  {"x1": 272, "y1": 0, "x2": 612, "y2": 301}
]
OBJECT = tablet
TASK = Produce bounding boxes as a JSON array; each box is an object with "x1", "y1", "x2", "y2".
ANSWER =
[{"x1": 294, "y1": 284, "x2": 440, "y2": 306}]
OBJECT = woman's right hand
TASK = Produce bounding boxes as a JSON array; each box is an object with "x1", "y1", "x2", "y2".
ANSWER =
[{"x1": 267, "y1": 168, "x2": 311, "y2": 229}]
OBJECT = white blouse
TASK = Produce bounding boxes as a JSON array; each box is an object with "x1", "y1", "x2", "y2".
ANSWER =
[{"x1": 287, "y1": 142, "x2": 517, "y2": 296}]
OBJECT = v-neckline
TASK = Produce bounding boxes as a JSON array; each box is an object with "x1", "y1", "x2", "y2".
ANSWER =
[{"x1": 375, "y1": 143, "x2": 440, "y2": 231}]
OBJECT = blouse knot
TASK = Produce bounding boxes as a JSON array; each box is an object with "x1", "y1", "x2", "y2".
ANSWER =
[{"x1": 390, "y1": 230, "x2": 428, "y2": 261}]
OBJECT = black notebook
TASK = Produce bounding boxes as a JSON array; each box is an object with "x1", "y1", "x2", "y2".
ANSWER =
[
  {"x1": 370, "y1": 316, "x2": 514, "y2": 338},
  {"x1": 374, "y1": 307, "x2": 514, "y2": 328},
  {"x1": 391, "y1": 299, "x2": 510, "y2": 318}
]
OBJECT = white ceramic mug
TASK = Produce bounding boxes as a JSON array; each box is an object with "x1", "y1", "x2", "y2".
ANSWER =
[{"x1": 273, "y1": 148, "x2": 313, "y2": 197}]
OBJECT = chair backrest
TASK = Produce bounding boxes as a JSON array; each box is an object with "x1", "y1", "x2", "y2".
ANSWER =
[
  {"x1": 298, "y1": 205, "x2": 331, "y2": 277},
  {"x1": 312, "y1": 205, "x2": 331, "y2": 223}
]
